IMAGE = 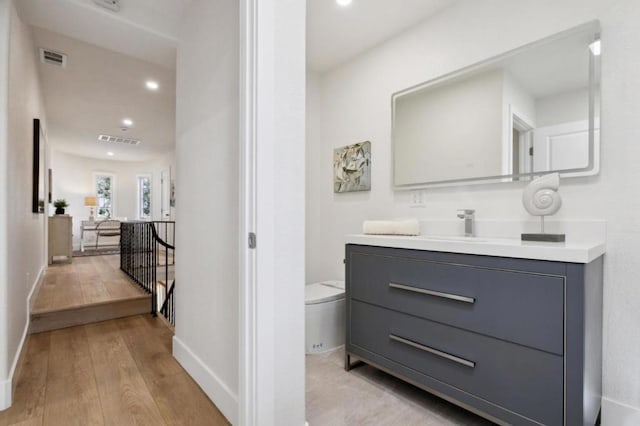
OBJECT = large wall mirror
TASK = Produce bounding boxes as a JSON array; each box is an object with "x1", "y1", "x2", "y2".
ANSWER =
[{"x1": 393, "y1": 21, "x2": 601, "y2": 188}]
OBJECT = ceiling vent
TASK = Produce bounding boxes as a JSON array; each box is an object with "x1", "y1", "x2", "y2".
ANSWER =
[
  {"x1": 98, "y1": 134, "x2": 141, "y2": 146},
  {"x1": 93, "y1": 0, "x2": 120, "y2": 12},
  {"x1": 40, "y1": 48, "x2": 67, "y2": 68}
]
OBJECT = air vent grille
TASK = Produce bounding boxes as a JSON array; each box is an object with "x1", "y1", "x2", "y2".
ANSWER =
[
  {"x1": 40, "y1": 48, "x2": 67, "y2": 68},
  {"x1": 98, "y1": 134, "x2": 141, "y2": 145}
]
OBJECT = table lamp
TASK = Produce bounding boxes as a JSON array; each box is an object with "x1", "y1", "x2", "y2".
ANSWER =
[{"x1": 84, "y1": 196, "x2": 97, "y2": 221}]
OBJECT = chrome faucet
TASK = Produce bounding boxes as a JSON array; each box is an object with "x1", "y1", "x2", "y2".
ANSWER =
[{"x1": 457, "y1": 209, "x2": 476, "y2": 237}]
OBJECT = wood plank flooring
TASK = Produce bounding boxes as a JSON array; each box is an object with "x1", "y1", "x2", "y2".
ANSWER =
[
  {"x1": 31, "y1": 255, "x2": 151, "y2": 333},
  {"x1": 33, "y1": 255, "x2": 147, "y2": 314},
  {"x1": 0, "y1": 315, "x2": 229, "y2": 426}
]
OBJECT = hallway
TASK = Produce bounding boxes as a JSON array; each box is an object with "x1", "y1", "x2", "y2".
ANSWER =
[{"x1": 0, "y1": 315, "x2": 228, "y2": 426}]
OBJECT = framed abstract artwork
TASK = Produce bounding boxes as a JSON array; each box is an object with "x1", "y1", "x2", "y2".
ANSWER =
[
  {"x1": 32, "y1": 118, "x2": 46, "y2": 213},
  {"x1": 333, "y1": 141, "x2": 371, "y2": 193}
]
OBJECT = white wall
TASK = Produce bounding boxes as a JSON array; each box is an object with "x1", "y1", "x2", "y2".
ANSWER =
[
  {"x1": 536, "y1": 87, "x2": 591, "y2": 127},
  {"x1": 173, "y1": 0, "x2": 239, "y2": 423},
  {"x1": 0, "y1": 0, "x2": 10, "y2": 408},
  {"x1": 395, "y1": 69, "x2": 503, "y2": 184},
  {"x1": 306, "y1": 0, "x2": 640, "y2": 420},
  {"x1": 0, "y1": 0, "x2": 48, "y2": 410},
  {"x1": 306, "y1": 72, "x2": 324, "y2": 285},
  {"x1": 50, "y1": 150, "x2": 175, "y2": 249}
]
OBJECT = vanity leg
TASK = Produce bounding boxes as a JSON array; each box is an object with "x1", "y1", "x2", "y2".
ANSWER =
[{"x1": 344, "y1": 352, "x2": 364, "y2": 372}]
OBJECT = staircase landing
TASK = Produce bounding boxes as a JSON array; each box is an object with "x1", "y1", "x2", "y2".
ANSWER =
[{"x1": 31, "y1": 255, "x2": 151, "y2": 333}]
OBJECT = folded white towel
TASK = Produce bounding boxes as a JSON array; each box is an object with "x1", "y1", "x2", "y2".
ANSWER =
[{"x1": 362, "y1": 219, "x2": 420, "y2": 236}]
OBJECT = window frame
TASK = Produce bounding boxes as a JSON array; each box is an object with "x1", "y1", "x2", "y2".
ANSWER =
[
  {"x1": 93, "y1": 172, "x2": 116, "y2": 219},
  {"x1": 137, "y1": 174, "x2": 153, "y2": 220}
]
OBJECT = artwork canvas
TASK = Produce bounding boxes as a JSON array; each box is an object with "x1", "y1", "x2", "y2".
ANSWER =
[
  {"x1": 333, "y1": 141, "x2": 371, "y2": 193},
  {"x1": 32, "y1": 119, "x2": 46, "y2": 213}
]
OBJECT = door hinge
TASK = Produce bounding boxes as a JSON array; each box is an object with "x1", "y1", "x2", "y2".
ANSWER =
[
  {"x1": 529, "y1": 147, "x2": 534, "y2": 156},
  {"x1": 248, "y1": 232, "x2": 257, "y2": 249}
]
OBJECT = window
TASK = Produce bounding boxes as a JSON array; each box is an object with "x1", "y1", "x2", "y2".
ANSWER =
[
  {"x1": 94, "y1": 174, "x2": 114, "y2": 218},
  {"x1": 137, "y1": 175, "x2": 152, "y2": 220}
]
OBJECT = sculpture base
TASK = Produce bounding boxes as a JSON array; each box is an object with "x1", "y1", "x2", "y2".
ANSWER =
[{"x1": 521, "y1": 233, "x2": 566, "y2": 243}]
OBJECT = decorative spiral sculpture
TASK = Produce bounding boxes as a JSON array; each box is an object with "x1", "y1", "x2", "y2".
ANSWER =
[{"x1": 522, "y1": 173, "x2": 563, "y2": 217}]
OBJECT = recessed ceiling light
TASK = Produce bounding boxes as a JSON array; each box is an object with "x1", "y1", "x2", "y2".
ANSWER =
[
  {"x1": 122, "y1": 118, "x2": 133, "y2": 126},
  {"x1": 145, "y1": 80, "x2": 159, "y2": 90},
  {"x1": 589, "y1": 39, "x2": 601, "y2": 56},
  {"x1": 336, "y1": 0, "x2": 352, "y2": 6},
  {"x1": 107, "y1": 151, "x2": 115, "y2": 156}
]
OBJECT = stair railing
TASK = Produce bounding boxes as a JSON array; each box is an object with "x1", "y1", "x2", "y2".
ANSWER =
[{"x1": 121, "y1": 221, "x2": 175, "y2": 324}]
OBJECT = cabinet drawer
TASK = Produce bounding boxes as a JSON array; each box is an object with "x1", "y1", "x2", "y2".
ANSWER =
[
  {"x1": 348, "y1": 250, "x2": 564, "y2": 354},
  {"x1": 349, "y1": 300, "x2": 563, "y2": 426}
]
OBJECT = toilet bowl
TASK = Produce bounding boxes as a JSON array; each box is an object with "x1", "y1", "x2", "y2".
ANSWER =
[{"x1": 305, "y1": 280, "x2": 345, "y2": 354}]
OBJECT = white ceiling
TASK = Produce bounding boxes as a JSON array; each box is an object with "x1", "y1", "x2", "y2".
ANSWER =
[
  {"x1": 15, "y1": 0, "x2": 464, "y2": 162},
  {"x1": 32, "y1": 27, "x2": 176, "y2": 162},
  {"x1": 17, "y1": 0, "x2": 186, "y2": 69},
  {"x1": 15, "y1": 0, "x2": 181, "y2": 162},
  {"x1": 502, "y1": 31, "x2": 593, "y2": 99},
  {"x1": 306, "y1": 0, "x2": 458, "y2": 72}
]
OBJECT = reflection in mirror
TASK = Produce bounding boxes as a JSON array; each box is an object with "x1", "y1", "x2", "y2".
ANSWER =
[{"x1": 393, "y1": 21, "x2": 601, "y2": 188}]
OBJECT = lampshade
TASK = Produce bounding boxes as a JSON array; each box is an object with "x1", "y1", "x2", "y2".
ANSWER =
[{"x1": 84, "y1": 196, "x2": 97, "y2": 207}]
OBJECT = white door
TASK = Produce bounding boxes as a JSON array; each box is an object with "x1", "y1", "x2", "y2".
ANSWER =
[
  {"x1": 160, "y1": 169, "x2": 171, "y2": 220},
  {"x1": 533, "y1": 119, "x2": 599, "y2": 173}
]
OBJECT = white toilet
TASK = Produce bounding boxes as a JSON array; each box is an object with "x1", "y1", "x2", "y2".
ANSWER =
[{"x1": 305, "y1": 280, "x2": 345, "y2": 354}]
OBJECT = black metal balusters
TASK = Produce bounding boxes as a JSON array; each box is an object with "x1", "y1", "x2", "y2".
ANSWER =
[{"x1": 120, "y1": 221, "x2": 175, "y2": 325}]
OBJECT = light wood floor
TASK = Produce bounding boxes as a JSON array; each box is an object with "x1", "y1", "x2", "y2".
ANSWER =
[
  {"x1": 0, "y1": 315, "x2": 229, "y2": 426},
  {"x1": 33, "y1": 255, "x2": 148, "y2": 314}
]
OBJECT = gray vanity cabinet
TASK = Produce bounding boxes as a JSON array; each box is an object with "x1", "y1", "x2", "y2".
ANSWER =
[{"x1": 345, "y1": 244, "x2": 603, "y2": 426}]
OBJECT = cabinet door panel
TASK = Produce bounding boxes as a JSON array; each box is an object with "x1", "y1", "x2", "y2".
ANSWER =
[
  {"x1": 350, "y1": 300, "x2": 563, "y2": 426},
  {"x1": 348, "y1": 249, "x2": 564, "y2": 354}
]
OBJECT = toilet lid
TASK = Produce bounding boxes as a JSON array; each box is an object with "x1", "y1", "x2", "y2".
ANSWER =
[{"x1": 305, "y1": 281, "x2": 345, "y2": 305}]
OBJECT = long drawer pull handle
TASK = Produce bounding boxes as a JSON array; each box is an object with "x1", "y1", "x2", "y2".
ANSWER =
[
  {"x1": 389, "y1": 334, "x2": 476, "y2": 368},
  {"x1": 389, "y1": 282, "x2": 475, "y2": 304}
]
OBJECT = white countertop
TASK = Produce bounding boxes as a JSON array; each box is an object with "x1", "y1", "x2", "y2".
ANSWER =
[{"x1": 345, "y1": 233, "x2": 606, "y2": 263}]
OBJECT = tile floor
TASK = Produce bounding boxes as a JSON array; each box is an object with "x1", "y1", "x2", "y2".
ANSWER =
[{"x1": 306, "y1": 347, "x2": 495, "y2": 426}]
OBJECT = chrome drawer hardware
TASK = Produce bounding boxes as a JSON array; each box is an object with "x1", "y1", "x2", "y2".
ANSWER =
[
  {"x1": 389, "y1": 334, "x2": 476, "y2": 368},
  {"x1": 389, "y1": 282, "x2": 475, "y2": 304}
]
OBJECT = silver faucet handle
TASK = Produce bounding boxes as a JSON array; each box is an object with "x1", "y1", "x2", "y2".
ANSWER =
[{"x1": 457, "y1": 209, "x2": 475, "y2": 218}]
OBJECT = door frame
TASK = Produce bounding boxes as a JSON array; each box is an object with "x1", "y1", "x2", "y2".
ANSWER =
[
  {"x1": 238, "y1": 0, "x2": 258, "y2": 423},
  {"x1": 238, "y1": 0, "x2": 306, "y2": 424}
]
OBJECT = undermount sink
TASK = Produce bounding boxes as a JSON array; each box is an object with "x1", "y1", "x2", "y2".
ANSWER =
[{"x1": 417, "y1": 235, "x2": 488, "y2": 243}]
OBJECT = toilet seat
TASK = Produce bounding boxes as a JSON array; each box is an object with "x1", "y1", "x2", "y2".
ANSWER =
[{"x1": 305, "y1": 281, "x2": 345, "y2": 305}]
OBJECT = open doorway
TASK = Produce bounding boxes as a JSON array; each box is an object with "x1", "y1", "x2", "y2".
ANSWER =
[
  {"x1": 511, "y1": 111, "x2": 535, "y2": 178},
  {"x1": 16, "y1": 0, "x2": 177, "y2": 339}
]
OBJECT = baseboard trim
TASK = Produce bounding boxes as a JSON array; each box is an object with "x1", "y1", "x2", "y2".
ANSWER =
[
  {"x1": 173, "y1": 336, "x2": 238, "y2": 424},
  {"x1": 0, "y1": 379, "x2": 9, "y2": 411},
  {"x1": 603, "y1": 397, "x2": 640, "y2": 425},
  {"x1": 0, "y1": 265, "x2": 44, "y2": 411}
]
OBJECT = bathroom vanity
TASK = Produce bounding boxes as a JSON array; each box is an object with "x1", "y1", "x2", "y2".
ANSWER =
[{"x1": 344, "y1": 235, "x2": 604, "y2": 426}]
